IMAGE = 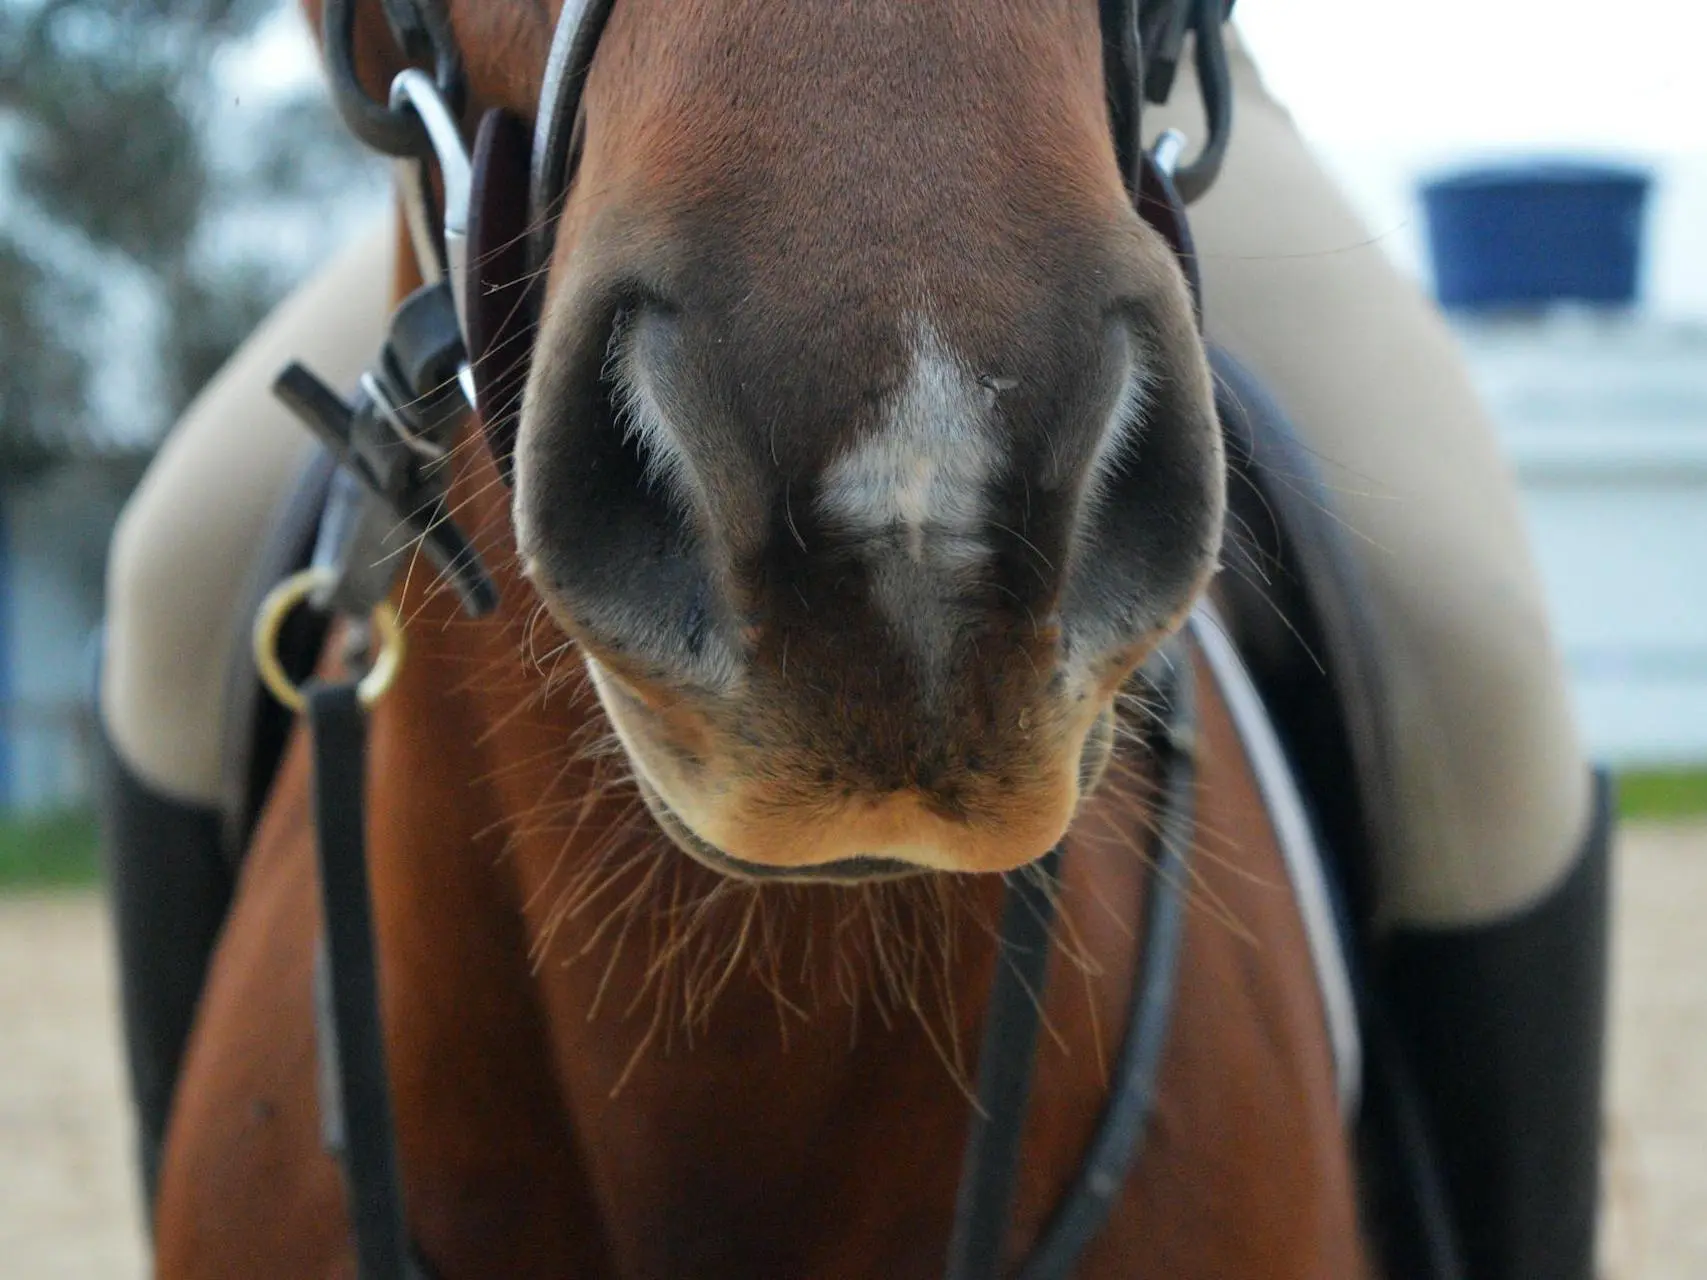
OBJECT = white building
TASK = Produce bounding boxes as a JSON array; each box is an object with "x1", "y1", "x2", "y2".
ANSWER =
[{"x1": 1457, "y1": 315, "x2": 1707, "y2": 767}]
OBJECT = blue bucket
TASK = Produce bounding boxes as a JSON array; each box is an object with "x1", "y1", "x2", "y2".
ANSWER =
[{"x1": 1420, "y1": 162, "x2": 1652, "y2": 311}]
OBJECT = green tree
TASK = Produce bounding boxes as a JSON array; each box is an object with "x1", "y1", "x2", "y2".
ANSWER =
[{"x1": 0, "y1": 0, "x2": 382, "y2": 471}]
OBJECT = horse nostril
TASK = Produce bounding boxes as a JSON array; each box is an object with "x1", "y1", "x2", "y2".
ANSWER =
[
  {"x1": 519, "y1": 293, "x2": 736, "y2": 688},
  {"x1": 1057, "y1": 307, "x2": 1223, "y2": 666}
]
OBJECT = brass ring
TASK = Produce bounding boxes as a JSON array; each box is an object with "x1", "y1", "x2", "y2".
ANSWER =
[{"x1": 252, "y1": 567, "x2": 405, "y2": 714}]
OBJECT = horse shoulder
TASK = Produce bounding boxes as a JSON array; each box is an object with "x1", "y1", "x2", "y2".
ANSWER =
[
  {"x1": 1051, "y1": 655, "x2": 1370, "y2": 1279},
  {"x1": 153, "y1": 736, "x2": 349, "y2": 1279},
  {"x1": 153, "y1": 685, "x2": 617, "y2": 1278}
]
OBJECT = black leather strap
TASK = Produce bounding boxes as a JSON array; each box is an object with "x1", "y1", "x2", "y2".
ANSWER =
[
  {"x1": 466, "y1": 109, "x2": 540, "y2": 480},
  {"x1": 1101, "y1": 0, "x2": 1145, "y2": 199},
  {"x1": 528, "y1": 0, "x2": 620, "y2": 279},
  {"x1": 946, "y1": 651, "x2": 1197, "y2": 1280},
  {"x1": 1016, "y1": 656, "x2": 1195, "y2": 1280},
  {"x1": 323, "y1": 0, "x2": 463, "y2": 158},
  {"x1": 946, "y1": 845, "x2": 1066, "y2": 1280},
  {"x1": 1171, "y1": 0, "x2": 1232, "y2": 203},
  {"x1": 1138, "y1": 149, "x2": 1203, "y2": 323},
  {"x1": 306, "y1": 682, "x2": 416, "y2": 1280}
]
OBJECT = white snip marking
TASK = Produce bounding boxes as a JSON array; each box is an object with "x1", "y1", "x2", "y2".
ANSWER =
[{"x1": 817, "y1": 322, "x2": 999, "y2": 572}]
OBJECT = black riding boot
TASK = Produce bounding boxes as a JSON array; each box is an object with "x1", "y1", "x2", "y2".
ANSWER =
[
  {"x1": 1382, "y1": 768, "x2": 1614, "y2": 1280},
  {"x1": 94, "y1": 722, "x2": 234, "y2": 1216}
]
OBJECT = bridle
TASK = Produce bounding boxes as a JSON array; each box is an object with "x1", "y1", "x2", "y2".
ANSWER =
[{"x1": 263, "y1": 3, "x2": 1232, "y2": 1277}]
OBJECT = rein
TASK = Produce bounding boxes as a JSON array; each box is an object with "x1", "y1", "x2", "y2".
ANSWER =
[{"x1": 254, "y1": 2, "x2": 1234, "y2": 1276}]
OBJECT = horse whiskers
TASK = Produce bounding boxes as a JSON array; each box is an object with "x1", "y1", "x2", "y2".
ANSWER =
[
  {"x1": 481, "y1": 591, "x2": 1239, "y2": 1102},
  {"x1": 526, "y1": 633, "x2": 574, "y2": 678},
  {"x1": 1033, "y1": 872, "x2": 1105, "y2": 983},
  {"x1": 1075, "y1": 777, "x2": 1262, "y2": 947},
  {"x1": 1099, "y1": 736, "x2": 1260, "y2": 868},
  {"x1": 540, "y1": 650, "x2": 591, "y2": 701},
  {"x1": 600, "y1": 859, "x2": 699, "y2": 1093},
  {"x1": 537, "y1": 838, "x2": 653, "y2": 976},
  {"x1": 876, "y1": 892, "x2": 979, "y2": 1107},
  {"x1": 527, "y1": 803, "x2": 641, "y2": 928},
  {"x1": 521, "y1": 600, "x2": 556, "y2": 668},
  {"x1": 578, "y1": 851, "x2": 665, "y2": 988},
  {"x1": 678, "y1": 891, "x2": 755, "y2": 1032},
  {"x1": 1205, "y1": 557, "x2": 1327, "y2": 675},
  {"x1": 585, "y1": 867, "x2": 660, "y2": 1022},
  {"x1": 750, "y1": 897, "x2": 806, "y2": 1049},
  {"x1": 472, "y1": 675, "x2": 600, "y2": 748},
  {"x1": 524, "y1": 838, "x2": 989, "y2": 1103}
]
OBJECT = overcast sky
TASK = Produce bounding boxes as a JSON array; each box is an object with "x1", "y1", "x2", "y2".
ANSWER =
[
  {"x1": 1239, "y1": 0, "x2": 1705, "y2": 152},
  {"x1": 1242, "y1": 0, "x2": 1706, "y2": 316}
]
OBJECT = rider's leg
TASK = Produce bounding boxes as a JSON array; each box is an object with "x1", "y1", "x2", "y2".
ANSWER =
[
  {"x1": 98, "y1": 218, "x2": 393, "y2": 1207},
  {"x1": 1153, "y1": 34, "x2": 1605, "y2": 1280},
  {"x1": 103, "y1": 220, "x2": 394, "y2": 805}
]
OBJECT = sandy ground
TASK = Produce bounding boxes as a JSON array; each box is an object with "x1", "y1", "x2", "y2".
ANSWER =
[
  {"x1": 0, "y1": 894, "x2": 149, "y2": 1279},
  {"x1": 1598, "y1": 822, "x2": 1707, "y2": 1280},
  {"x1": 1, "y1": 823, "x2": 1703, "y2": 1278}
]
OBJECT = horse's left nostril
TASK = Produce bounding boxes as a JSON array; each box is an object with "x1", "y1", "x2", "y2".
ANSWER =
[{"x1": 1057, "y1": 306, "x2": 1224, "y2": 664}]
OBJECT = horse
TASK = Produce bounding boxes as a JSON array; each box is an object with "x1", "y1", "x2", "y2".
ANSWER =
[{"x1": 149, "y1": 1, "x2": 1377, "y2": 1275}]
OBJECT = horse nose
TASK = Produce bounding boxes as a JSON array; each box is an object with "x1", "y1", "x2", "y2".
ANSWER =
[{"x1": 510, "y1": 219, "x2": 1225, "y2": 876}]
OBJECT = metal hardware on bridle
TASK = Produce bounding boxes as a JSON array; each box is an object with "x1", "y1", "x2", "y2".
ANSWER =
[
  {"x1": 1137, "y1": 0, "x2": 1234, "y2": 203},
  {"x1": 271, "y1": 310, "x2": 498, "y2": 622},
  {"x1": 254, "y1": 568, "x2": 405, "y2": 714},
  {"x1": 324, "y1": 0, "x2": 464, "y2": 159},
  {"x1": 266, "y1": 0, "x2": 497, "y2": 636},
  {"x1": 389, "y1": 70, "x2": 475, "y2": 344},
  {"x1": 271, "y1": 22, "x2": 497, "y2": 623}
]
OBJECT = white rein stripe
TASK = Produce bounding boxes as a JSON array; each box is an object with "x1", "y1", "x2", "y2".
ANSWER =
[{"x1": 1188, "y1": 604, "x2": 1364, "y2": 1118}]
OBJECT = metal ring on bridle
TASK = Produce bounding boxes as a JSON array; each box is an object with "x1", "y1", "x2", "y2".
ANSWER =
[
  {"x1": 253, "y1": 567, "x2": 405, "y2": 713},
  {"x1": 324, "y1": 0, "x2": 465, "y2": 158}
]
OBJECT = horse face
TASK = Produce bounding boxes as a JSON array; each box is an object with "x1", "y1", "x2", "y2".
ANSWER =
[{"x1": 512, "y1": 0, "x2": 1223, "y2": 878}]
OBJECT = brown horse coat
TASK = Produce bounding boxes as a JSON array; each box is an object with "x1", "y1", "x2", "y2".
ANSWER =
[{"x1": 155, "y1": 553, "x2": 1364, "y2": 1277}]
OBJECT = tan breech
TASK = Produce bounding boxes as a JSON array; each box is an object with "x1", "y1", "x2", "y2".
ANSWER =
[
  {"x1": 100, "y1": 33, "x2": 1588, "y2": 928},
  {"x1": 100, "y1": 222, "x2": 395, "y2": 805},
  {"x1": 1149, "y1": 34, "x2": 1590, "y2": 926}
]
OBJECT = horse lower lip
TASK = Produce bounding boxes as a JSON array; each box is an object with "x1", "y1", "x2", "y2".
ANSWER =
[
  {"x1": 637, "y1": 779, "x2": 924, "y2": 883},
  {"x1": 702, "y1": 847, "x2": 921, "y2": 884}
]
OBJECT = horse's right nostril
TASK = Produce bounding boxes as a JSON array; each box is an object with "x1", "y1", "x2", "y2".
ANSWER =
[{"x1": 517, "y1": 295, "x2": 738, "y2": 689}]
